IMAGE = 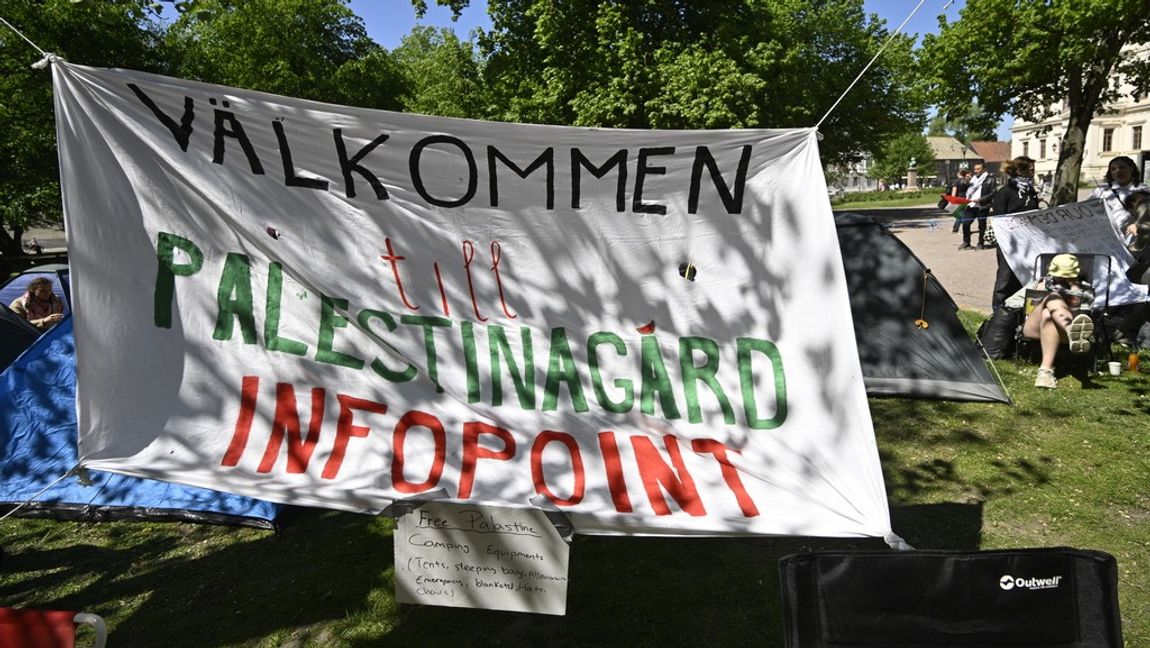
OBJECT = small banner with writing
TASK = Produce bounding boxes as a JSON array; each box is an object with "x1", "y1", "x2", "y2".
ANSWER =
[
  {"x1": 55, "y1": 62, "x2": 889, "y2": 537},
  {"x1": 992, "y1": 199, "x2": 1148, "y2": 306},
  {"x1": 395, "y1": 501, "x2": 571, "y2": 614}
]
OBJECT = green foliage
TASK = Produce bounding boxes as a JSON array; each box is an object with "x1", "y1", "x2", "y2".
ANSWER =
[
  {"x1": 870, "y1": 132, "x2": 935, "y2": 183},
  {"x1": 474, "y1": 0, "x2": 924, "y2": 166},
  {"x1": 164, "y1": 0, "x2": 407, "y2": 109},
  {"x1": 410, "y1": 0, "x2": 471, "y2": 19},
  {"x1": 830, "y1": 188, "x2": 933, "y2": 207},
  {"x1": 393, "y1": 26, "x2": 488, "y2": 118},
  {"x1": 0, "y1": 0, "x2": 161, "y2": 254},
  {"x1": 926, "y1": 103, "x2": 996, "y2": 144},
  {"x1": 920, "y1": 0, "x2": 1150, "y2": 204}
]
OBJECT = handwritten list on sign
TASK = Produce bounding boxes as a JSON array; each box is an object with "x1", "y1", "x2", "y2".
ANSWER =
[{"x1": 394, "y1": 502, "x2": 571, "y2": 615}]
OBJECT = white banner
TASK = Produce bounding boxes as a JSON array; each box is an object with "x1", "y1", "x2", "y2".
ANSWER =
[
  {"x1": 992, "y1": 200, "x2": 1148, "y2": 306},
  {"x1": 55, "y1": 63, "x2": 889, "y2": 537}
]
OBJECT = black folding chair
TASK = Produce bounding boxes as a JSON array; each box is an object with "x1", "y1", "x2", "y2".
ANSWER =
[{"x1": 779, "y1": 548, "x2": 1123, "y2": 648}]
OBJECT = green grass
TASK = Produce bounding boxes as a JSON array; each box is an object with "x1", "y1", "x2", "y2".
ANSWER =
[
  {"x1": 831, "y1": 188, "x2": 939, "y2": 210},
  {"x1": 1, "y1": 313, "x2": 1148, "y2": 646}
]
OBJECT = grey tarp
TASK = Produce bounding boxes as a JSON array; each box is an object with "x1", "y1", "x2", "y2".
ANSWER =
[{"x1": 836, "y1": 213, "x2": 1009, "y2": 403}]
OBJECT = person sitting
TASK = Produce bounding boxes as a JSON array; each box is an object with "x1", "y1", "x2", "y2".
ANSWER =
[
  {"x1": 9, "y1": 277, "x2": 64, "y2": 331},
  {"x1": 1010, "y1": 254, "x2": 1095, "y2": 389}
]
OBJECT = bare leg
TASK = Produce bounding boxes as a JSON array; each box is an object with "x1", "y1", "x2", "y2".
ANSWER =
[{"x1": 1023, "y1": 298, "x2": 1073, "y2": 370}]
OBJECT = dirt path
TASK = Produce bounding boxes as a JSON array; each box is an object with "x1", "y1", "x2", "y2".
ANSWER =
[{"x1": 839, "y1": 205, "x2": 998, "y2": 314}]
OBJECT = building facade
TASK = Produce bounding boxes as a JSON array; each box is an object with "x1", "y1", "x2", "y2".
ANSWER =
[{"x1": 1011, "y1": 46, "x2": 1150, "y2": 186}]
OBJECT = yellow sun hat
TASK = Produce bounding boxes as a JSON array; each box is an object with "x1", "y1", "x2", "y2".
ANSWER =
[{"x1": 1047, "y1": 253, "x2": 1081, "y2": 279}]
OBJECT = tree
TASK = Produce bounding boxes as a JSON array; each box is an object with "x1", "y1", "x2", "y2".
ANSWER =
[
  {"x1": 926, "y1": 102, "x2": 996, "y2": 144},
  {"x1": 869, "y1": 132, "x2": 934, "y2": 185},
  {"x1": 442, "y1": 0, "x2": 925, "y2": 167},
  {"x1": 393, "y1": 26, "x2": 488, "y2": 119},
  {"x1": 0, "y1": 0, "x2": 162, "y2": 257},
  {"x1": 920, "y1": 0, "x2": 1150, "y2": 205},
  {"x1": 164, "y1": 0, "x2": 407, "y2": 110}
]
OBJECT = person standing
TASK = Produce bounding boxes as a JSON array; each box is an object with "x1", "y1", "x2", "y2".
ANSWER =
[
  {"x1": 948, "y1": 169, "x2": 972, "y2": 234},
  {"x1": 1090, "y1": 155, "x2": 1147, "y2": 247},
  {"x1": 990, "y1": 156, "x2": 1041, "y2": 310},
  {"x1": 961, "y1": 162, "x2": 995, "y2": 250}
]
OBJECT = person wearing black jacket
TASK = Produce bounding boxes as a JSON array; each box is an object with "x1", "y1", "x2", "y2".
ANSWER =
[
  {"x1": 990, "y1": 156, "x2": 1041, "y2": 310},
  {"x1": 962, "y1": 162, "x2": 996, "y2": 249}
]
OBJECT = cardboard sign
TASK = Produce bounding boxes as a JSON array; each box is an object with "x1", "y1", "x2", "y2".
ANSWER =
[
  {"x1": 395, "y1": 501, "x2": 571, "y2": 615},
  {"x1": 992, "y1": 199, "x2": 1148, "y2": 306}
]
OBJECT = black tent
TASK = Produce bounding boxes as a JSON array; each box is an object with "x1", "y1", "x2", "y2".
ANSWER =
[{"x1": 836, "y1": 213, "x2": 1009, "y2": 403}]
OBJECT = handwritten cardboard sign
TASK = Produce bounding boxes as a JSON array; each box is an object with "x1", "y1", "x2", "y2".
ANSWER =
[
  {"x1": 395, "y1": 501, "x2": 571, "y2": 615},
  {"x1": 993, "y1": 199, "x2": 1148, "y2": 306}
]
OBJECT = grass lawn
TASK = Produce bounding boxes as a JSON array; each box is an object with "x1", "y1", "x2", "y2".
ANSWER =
[
  {"x1": 833, "y1": 194, "x2": 940, "y2": 210},
  {"x1": 1, "y1": 313, "x2": 1147, "y2": 646}
]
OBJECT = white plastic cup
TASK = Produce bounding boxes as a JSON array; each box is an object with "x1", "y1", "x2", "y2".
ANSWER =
[{"x1": 1108, "y1": 361, "x2": 1121, "y2": 376}]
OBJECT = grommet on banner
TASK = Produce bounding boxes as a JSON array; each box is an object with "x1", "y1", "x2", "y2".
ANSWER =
[
  {"x1": 31, "y1": 52, "x2": 62, "y2": 70},
  {"x1": 885, "y1": 533, "x2": 915, "y2": 551},
  {"x1": 73, "y1": 465, "x2": 93, "y2": 487},
  {"x1": 381, "y1": 489, "x2": 450, "y2": 519},
  {"x1": 529, "y1": 494, "x2": 575, "y2": 543}
]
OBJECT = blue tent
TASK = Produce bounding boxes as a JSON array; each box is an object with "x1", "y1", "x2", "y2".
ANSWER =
[{"x1": 0, "y1": 317, "x2": 282, "y2": 528}]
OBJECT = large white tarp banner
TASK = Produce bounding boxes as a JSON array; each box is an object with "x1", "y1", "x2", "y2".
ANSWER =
[{"x1": 54, "y1": 62, "x2": 890, "y2": 537}]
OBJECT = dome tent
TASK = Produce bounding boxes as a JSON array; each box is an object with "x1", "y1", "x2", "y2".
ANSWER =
[
  {"x1": 836, "y1": 213, "x2": 1008, "y2": 403},
  {"x1": 0, "y1": 316, "x2": 282, "y2": 528}
]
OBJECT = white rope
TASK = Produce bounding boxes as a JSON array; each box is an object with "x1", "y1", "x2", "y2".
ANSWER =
[
  {"x1": 815, "y1": 0, "x2": 929, "y2": 129},
  {"x1": 0, "y1": 15, "x2": 47, "y2": 56},
  {"x1": 0, "y1": 14, "x2": 62, "y2": 69},
  {"x1": 0, "y1": 466, "x2": 79, "y2": 522}
]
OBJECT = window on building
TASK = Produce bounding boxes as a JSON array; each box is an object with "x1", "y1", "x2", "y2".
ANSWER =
[
  {"x1": 1040, "y1": 139, "x2": 1046, "y2": 159},
  {"x1": 1022, "y1": 141, "x2": 1029, "y2": 157},
  {"x1": 1134, "y1": 125, "x2": 1143, "y2": 150},
  {"x1": 1103, "y1": 128, "x2": 1114, "y2": 152}
]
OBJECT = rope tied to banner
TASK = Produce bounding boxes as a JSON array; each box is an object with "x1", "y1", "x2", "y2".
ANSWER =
[
  {"x1": 815, "y1": 0, "x2": 929, "y2": 130},
  {"x1": 0, "y1": 14, "x2": 63, "y2": 69},
  {"x1": 0, "y1": 465, "x2": 82, "y2": 523}
]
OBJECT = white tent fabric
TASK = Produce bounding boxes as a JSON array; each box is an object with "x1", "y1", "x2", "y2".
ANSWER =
[{"x1": 55, "y1": 62, "x2": 890, "y2": 537}]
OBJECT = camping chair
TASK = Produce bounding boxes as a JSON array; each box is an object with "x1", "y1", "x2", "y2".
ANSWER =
[
  {"x1": 0, "y1": 608, "x2": 107, "y2": 648},
  {"x1": 778, "y1": 548, "x2": 1123, "y2": 647},
  {"x1": 1014, "y1": 252, "x2": 1112, "y2": 374}
]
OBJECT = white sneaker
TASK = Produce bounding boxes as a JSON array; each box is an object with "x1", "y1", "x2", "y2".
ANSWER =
[
  {"x1": 1067, "y1": 314, "x2": 1094, "y2": 354},
  {"x1": 1035, "y1": 367, "x2": 1057, "y2": 389}
]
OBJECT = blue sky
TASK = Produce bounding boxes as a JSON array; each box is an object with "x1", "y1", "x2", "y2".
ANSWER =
[
  {"x1": 349, "y1": 0, "x2": 959, "y2": 49},
  {"x1": 348, "y1": 0, "x2": 1010, "y2": 139}
]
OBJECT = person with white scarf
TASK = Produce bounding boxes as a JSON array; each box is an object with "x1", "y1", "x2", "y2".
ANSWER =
[
  {"x1": 1090, "y1": 155, "x2": 1148, "y2": 247},
  {"x1": 990, "y1": 156, "x2": 1041, "y2": 310},
  {"x1": 961, "y1": 162, "x2": 995, "y2": 249}
]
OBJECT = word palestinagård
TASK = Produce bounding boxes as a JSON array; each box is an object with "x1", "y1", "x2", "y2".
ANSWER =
[{"x1": 152, "y1": 232, "x2": 785, "y2": 517}]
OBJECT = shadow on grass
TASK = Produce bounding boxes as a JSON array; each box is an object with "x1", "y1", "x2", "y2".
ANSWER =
[
  {"x1": 371, "y1": 502, "x2": 982, "y2": 648},
  {"x1": 0, "y1": 500, "x2": 985, "y2": 648},
  {"x1": 0, "y1": 509, "x2": 392, "y2": 648}
]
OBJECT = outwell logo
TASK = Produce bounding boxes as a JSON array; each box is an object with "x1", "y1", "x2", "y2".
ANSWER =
[{"x1": 999, "y1": 574, "x2": 1063, "y2": 591}]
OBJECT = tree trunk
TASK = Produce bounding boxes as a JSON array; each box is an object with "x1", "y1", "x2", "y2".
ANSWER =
[
  {"x1": 1051, "y1": 109, "x2": 1091, "y2": 207},
  {"x1": 0, "y1": 222, "x2": 23, "y2": 258}
]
